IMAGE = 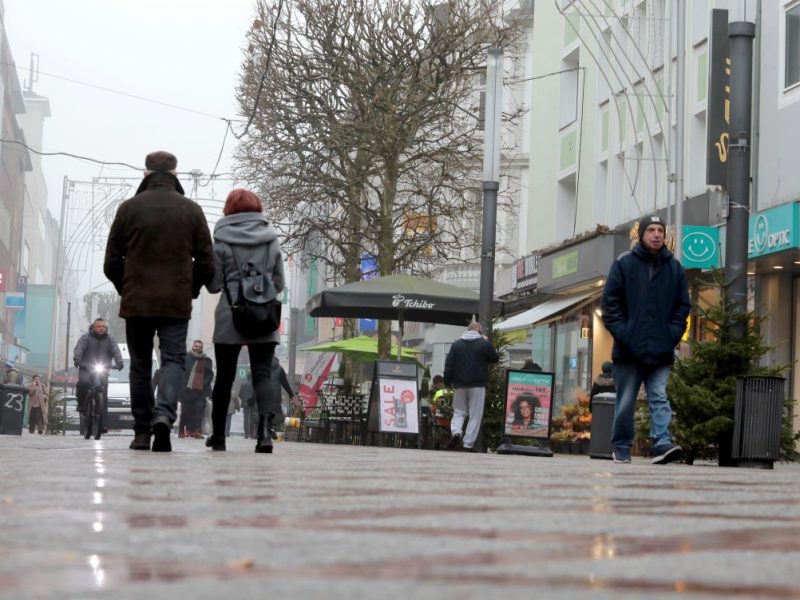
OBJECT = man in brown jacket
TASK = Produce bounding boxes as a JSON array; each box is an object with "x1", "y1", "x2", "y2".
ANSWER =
[{"x1": 104, "y1": 151, "x2": 214, "y2": 452}]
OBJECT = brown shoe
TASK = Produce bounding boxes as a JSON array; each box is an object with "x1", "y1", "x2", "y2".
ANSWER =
[{"x1": 129, "y1": 432, "x2": 151, "y2": 450}]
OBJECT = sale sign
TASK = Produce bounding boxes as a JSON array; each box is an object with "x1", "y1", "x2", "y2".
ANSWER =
[{"x1": 378, "y1": 377, "x2": 419, "y2": 434}]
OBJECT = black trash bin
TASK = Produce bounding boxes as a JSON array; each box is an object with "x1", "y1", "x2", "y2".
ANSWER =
[
  {"x1": 732, "y1": 376, "x2": 785, "y2": 469},
  {"x1": 0, "y1": 384, "x2": 28, "y2": 435},
  {"x1": 588, "y1": 392, "x2": 615, "y2": 459}
]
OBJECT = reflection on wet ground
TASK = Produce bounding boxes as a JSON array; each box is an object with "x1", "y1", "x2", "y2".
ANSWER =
[{"x1": 1, "y1": 435, "x2": 800, "y2": 598}]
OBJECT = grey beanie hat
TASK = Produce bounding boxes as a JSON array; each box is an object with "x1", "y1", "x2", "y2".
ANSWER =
[{"x1": 638, "y1": 214, "x2": 665, "y2": 239}]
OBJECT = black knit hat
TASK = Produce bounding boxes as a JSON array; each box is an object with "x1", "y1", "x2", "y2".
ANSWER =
[
  {"x1": 145, "y1": 151, "x2": 177, "y2": 172},
  {"x1": 638, "y1": 214, "x2": 665, "y2": 239}
]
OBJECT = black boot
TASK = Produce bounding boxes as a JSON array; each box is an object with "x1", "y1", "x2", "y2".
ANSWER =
[
  {"x1": 266, "y1": 413, "x2": 278, "y2": 440},
  {"x1": 255, "y1": 415, "x2": 273, "y2": 454},
  {"x1": 205, "y1": 433, "x2": 226, "y2": 451}
]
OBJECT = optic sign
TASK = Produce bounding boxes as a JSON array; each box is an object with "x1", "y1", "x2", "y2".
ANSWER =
[
  {"x1": 391, "y1": 294, "x2": 435, "y2": 310},
  {"x1": 747, "y1": 203, "x2": 798, "y2": 259},
  {"x1": 681, "y1": 226, "x2": 720, "y2": 269}
]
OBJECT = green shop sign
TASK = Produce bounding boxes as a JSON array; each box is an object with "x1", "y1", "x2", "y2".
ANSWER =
[
  {"x1": 682, "y1": 225, "x2": 720, "y2": 269},
  {"x1": 748, "y1": 202, "x2": 799, "y2": 259},
  {"x1": 552, "y1": 250, "x2": 579, "y2": 279}
]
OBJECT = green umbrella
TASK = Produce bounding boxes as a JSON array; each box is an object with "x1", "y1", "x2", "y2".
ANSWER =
[{"x1": 303, "y1": 335, "x2": 420, "y2": 362}]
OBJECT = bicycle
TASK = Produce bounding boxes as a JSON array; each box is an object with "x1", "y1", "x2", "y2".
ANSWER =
[{"x1": 84, "y1": 363, "x2": 108, "y2": 440}]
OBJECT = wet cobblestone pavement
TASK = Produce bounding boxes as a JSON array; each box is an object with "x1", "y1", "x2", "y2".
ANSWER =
[{"x1": 2, "y1": 432, "x2": 800, "y2": 599}]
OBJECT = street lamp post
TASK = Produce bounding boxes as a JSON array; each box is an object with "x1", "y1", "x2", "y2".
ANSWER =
[
  {"x1": 724, "y1": 21, "x2": 756, "y2": 340},
  {"x1": 478, "y1": 48, "x2": 503, "y2": 334}
]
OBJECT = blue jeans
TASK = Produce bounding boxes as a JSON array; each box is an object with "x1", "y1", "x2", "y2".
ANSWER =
[
  {"x1": 612, "y1": 362, "x2": 673, "y2": 450},
  {"x1": 126, "y1": 317, "x2": 188, "y2": 434}
]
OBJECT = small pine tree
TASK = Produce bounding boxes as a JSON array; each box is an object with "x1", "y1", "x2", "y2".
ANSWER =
[
  {"x1": 480, "y1": 326, "x2": 512, "y2": 452},
  {"x1": 420, "y1": 366, "x2": 431, "y2": 400},
  {"x1": 666, "y1": 283, "x2": 798, "y2": 464}
]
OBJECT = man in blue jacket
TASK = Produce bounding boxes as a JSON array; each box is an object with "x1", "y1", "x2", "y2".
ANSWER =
[
  {"x1": 443, "y1": 321, "x2": 499, "y2": 451},
  {"x1": 601, "y1": 215, "x2": 691, "y2": 465}
]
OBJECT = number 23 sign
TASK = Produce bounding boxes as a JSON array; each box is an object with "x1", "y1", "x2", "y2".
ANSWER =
[{"x1": 378, "y1": 377, "x2": 419, "y2": 434}]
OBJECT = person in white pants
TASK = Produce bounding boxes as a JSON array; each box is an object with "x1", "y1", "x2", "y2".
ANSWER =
[{"x1": 443, "y1": 321, "x2": 499, "y2": 451}]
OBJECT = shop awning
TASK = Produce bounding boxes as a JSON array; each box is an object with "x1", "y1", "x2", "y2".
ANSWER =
[{"x1": 495, "y1": 291, "x2": 597, "y2": 332}]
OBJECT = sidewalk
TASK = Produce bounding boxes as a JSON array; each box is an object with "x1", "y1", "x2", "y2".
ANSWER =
[{"x1": 1, "y1": 432, "x2": 799, "y2": 599}]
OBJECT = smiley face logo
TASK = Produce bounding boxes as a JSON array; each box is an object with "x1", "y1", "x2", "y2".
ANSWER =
[
  {"x1": 683, "y1": 231, "x2": 717, "y2": 264},
  {"x1": 753, "y1": 215, "x2": 769, "y2": 255}
]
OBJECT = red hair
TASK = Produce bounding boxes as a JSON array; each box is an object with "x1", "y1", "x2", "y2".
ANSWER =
[{"x1": 224, "y1": 188, "x2": 263, "y2": 216}]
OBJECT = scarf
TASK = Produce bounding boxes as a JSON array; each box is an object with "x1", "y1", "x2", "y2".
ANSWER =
[{"x1": 187, "y1": 352, "x2": 207, "y2": 391}]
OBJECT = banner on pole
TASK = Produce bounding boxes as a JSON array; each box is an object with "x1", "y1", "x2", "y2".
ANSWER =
[
  {"x1": 706, "y1": 9, "x2": 730, "y2": 186},
  {"x1": 298, "y1": 352, "x2": 336, "y2": 414}
]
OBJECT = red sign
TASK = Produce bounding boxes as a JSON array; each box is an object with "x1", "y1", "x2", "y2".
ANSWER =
[
  {"x1": 298, "y1": 352, "x2": 336, "y2": 415},
  {"x1": 334, "y1": 317, "x2": 344, "y2": 328},
  {"x1": 0, "y1": 271, "x2": 5, "y2": 292}
]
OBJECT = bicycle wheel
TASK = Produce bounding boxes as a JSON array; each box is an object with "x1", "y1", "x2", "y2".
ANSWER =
[
  {"x1": 84, "y1": 393, "x2": 93, "y2": 440},
  {"x1": 93, "y1": 391, "x2": 105, "y2": 440}
]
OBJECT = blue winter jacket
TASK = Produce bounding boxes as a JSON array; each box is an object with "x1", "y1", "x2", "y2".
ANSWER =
[
  {"x1": 443, "y1": 331, "x2": 500, "y2": 388},
  {"x1": 601, "y1": 243, "x2": 691, "y2": 367}
]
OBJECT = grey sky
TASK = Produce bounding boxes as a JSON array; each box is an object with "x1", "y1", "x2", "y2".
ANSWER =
[
  {"x1": 5, "y1": 0, "x2": 256, "y2": 215},
  {"x1": 4, "y1": 0, "x2": 257, "y2": 294}
]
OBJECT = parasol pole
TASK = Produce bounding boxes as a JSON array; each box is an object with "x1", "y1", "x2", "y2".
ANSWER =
[{"x1": 397, "y1": 311, "x2": 404, "y2": 361}]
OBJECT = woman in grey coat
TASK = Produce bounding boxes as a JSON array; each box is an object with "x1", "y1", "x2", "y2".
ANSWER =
[{"x1": 205, "y1": 189, "x2": 285, "y2": 453}]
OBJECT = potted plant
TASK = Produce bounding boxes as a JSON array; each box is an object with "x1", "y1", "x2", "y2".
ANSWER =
[{"x1": 549, "y1": 389, "x2": 592, "y2": 454}]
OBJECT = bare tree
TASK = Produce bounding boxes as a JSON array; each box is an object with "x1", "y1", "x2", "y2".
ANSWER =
[
  {"x1": 236, "y1": 0, "x2": 524, "y2": 356},
  {"x1": 82, "y1": 292, "x2": 125, "y2": 342}
]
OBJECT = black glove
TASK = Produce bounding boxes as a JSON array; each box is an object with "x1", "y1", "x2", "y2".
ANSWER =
[{"x1": 115, "y1": 362, "x2": 124, "y2": 371}]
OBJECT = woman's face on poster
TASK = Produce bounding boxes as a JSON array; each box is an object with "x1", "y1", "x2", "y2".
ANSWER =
[{"x1": 519, "y1": 399, "x2": 533, "y2": 418}]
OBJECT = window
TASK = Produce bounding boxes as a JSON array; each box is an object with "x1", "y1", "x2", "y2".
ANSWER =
[{"x1": 787, "y1": 3, "x2": 800, "y2": 88}]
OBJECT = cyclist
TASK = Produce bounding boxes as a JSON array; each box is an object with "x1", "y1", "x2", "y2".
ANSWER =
[{"x1": 74, "y1": 318, "x2": 124, "y2": 417}]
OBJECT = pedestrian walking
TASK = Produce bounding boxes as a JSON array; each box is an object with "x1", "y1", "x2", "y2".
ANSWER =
[
  {"x1": 601, "y1": 214, "x2": 691, "y2": 465},
  {"x1": 267, "y1": 355, "x2": 295, "y2": 439},
  {"x1": 178, "y1": 340, "x2": 214, "y2": 438},
  {"x1": 3, "y1": 360, "x2": 21, "y2": 385},
  {"x1": 204, "y1": 188, "x2": 285, "y2": 453},
  {"x1": 521, "y1": 358, "x2": 543, "y2": 372},
  {"x1": 27, "y1": 375, "x2": 47, "y2": 434},
  {"x1": 239, "y1": 379, "x2": 255, "y2": 438},
  {"x1": 443, "y1": 321, "x2": 499, "y2": 452},
  {"x1": 104, "y1": 150, "x2": 214, "y2": 452},
  {"x1": 226, "y1": 389, "x2": 241, "y2": 437}
]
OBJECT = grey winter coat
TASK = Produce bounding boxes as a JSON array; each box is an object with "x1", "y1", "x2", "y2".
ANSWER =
[
  {"x1": 208, "y1": 213, "x2": 285, "y2": 345},
  {"x1": 73, "y1": 327, "x2": 124, "y2": 371}
]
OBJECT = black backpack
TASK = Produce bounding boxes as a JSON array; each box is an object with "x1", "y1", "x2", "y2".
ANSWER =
[{"x1": 221, "y1": 245, "x2": 281, "y2": 337}]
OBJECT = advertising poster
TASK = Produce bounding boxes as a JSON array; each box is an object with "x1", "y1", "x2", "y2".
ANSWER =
[
  {"x1": 378, "y1": 377, "x2": 419, "y2": 434},
  {"x1": 503, "y1": 370, "x2": 554, "y2": 439},
  {"x1": 298, "y1": 352, "x2": 336, "y2": 415}
]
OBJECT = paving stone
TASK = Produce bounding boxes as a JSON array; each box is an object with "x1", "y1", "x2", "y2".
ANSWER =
[{"x1": 1, "y1": 432, "x2": 799, "y2": 599}]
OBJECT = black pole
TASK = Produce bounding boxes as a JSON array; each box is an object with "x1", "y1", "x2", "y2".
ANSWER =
[
  {"x1": 724, "y1": 21, "x2": 755, "y2": 340},
  {"x1": 64, "y1": 301, "x2": 71, "y2": 371},
  {"x1": 63, "y1": 301, "x2": 71, "y2": 436},
  {"x1": 288, "y1": 307, "x2": 299, "y2": 385},
  {"x1": 478, "y1": 180, "x2": 499, "y2": 333}
]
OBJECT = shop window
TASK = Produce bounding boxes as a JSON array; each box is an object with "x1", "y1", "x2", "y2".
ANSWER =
[{"x1": 787, "y1": 3, "x2": 800, "y2": 89}]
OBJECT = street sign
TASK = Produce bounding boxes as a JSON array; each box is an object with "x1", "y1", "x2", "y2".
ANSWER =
[
  {"x1": 4, "y1": 292, "x2": 25, "y2": 310},
  {"x1": 0, "y1": 271, "x2": 5, "y2": 292}
]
